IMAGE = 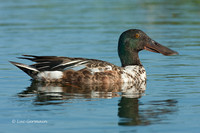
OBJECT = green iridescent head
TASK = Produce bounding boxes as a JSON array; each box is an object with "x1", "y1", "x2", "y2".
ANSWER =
[{"x1": 118, "y1": 29, "x2": 178, "y2": 67}]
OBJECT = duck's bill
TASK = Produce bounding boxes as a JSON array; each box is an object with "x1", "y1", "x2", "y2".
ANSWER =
[{"x1": 144, "y1": 40, "x2": 178, "y2": 56}]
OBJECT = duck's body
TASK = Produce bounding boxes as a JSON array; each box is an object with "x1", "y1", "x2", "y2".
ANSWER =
[
  {"x1": 10, "y1": 56, "x2": 146, "y2": 84},
  {"x1": 10, "y1": 29, "x2": 178, "y2": 84}
]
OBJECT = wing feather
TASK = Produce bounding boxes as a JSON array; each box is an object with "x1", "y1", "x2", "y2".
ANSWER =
[{"x1": 18, "y1": 55, "x2": 120, "y2": 72}]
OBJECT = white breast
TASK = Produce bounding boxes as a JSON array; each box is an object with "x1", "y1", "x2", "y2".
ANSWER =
[{"x1": 121, "y1": 65, "x2": 146, "y2": 83}]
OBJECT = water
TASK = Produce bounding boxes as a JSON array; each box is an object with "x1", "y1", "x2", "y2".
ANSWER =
[{"x1": 1, "y1": 0, "x2": 200, "y2": 132}]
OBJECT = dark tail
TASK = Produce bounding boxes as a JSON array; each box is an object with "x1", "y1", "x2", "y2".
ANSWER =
[{"x1": 9, "y1": 61, "x2": 39, "y2": 78}]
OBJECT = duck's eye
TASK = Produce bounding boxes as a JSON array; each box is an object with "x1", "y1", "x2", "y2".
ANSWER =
[{"x1": 135, "y1": 33, "x2": 140, "y2": 38}]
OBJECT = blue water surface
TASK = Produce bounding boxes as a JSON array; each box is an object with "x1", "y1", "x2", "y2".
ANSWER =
[{"x1": 0, "y1": 0, "x2": 200, "y2": 133}]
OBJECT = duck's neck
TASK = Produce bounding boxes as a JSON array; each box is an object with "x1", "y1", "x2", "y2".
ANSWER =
[
  {"x1": 119, "y1": 50, "x2": 142, "y2": 67},
  {"x1": 118, "y1": 36, "x2": 143, "y2": 67}
]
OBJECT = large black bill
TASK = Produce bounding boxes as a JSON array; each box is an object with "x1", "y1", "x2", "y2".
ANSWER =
[{"x1": 144, "y1": 40, "x2": 178, "y2": 56}]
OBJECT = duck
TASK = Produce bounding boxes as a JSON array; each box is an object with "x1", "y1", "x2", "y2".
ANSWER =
[{"x1": 10, "y1": 29, "x2": 178, "y2": 84}]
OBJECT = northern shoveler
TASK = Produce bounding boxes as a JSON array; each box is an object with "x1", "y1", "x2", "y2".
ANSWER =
[{"x1": 10, "y1": 29, "x2": 178, "y2": 84}]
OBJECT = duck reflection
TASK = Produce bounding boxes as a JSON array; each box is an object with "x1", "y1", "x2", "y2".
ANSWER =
[
  {"x1": 118, "y1": 98, "x2": 177, "y2": 126},
  {"x1": 18, "y1": 81, "x2": 146, "y2": 102},
  {"x1": 18, "y1": 81, "x2": 177, "y2": 126}
]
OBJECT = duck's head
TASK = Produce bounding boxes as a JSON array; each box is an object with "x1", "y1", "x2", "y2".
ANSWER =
[{"x1": 118, "y1": 29, "x2": 178, "y2": 67}]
